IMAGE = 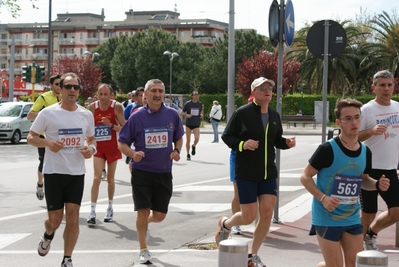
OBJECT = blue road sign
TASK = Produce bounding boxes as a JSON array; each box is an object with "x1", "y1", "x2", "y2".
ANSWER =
[{"x1": 284, "y1": 0, "x2": 295, "y2": 46}]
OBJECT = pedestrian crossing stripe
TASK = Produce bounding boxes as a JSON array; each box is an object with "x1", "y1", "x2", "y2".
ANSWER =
[
  {"x1": 0, "y1": 234, "x2": 31, "y2": 249},
  {"x1": 175, "y1": 185, "x2": 304, "y2": 192}
]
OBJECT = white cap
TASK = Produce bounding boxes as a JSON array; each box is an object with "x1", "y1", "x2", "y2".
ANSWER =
[{"x1": 251, "y1": 77, "x2": 275, "y2": 91}]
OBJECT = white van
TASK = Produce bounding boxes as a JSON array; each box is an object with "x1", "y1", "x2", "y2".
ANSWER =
[{"x1": 0, "y1": 102, "x2": 33, "y2": 144}]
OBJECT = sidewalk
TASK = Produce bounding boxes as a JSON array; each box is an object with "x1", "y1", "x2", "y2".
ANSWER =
[{"x1": 153, "y1": 195, "x2": 399, "y2": 267}]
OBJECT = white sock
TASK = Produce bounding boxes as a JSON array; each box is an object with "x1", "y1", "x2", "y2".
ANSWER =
[
  {"x1": 108, "y1": 200, "x2": 113, "y2": 209},
  {"x1": 91, "y1": 202, "x2": 96, "y2": 215}
]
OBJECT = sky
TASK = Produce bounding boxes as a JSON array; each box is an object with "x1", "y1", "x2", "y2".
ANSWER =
[{"x1": 0, "y1": 0, "x2": 398, "y2": 36}]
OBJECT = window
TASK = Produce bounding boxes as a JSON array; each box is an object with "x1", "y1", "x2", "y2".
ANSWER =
[{"x1": 179, "y1": 31, "x2": 184, "y2": 38}]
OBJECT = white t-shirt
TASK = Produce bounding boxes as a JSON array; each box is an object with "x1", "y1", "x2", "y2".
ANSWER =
[
  {"x1": 360, "y1": 99, "x2": 399, "y2": 170},
  {"x1": 30, "y1": 104, "x2": 95, "y2": 175}
]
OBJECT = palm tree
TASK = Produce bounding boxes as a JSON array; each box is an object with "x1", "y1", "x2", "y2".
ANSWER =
[
  {"x1": 367, "y1": 11, "x2": 399, "y2": 78},
  {"x1": 286, "y1": 21, "x2": 368, "y2": 95}
]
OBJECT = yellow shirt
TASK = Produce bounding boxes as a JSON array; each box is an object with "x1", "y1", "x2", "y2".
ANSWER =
[{"x1": 31, "y1": 91, "x2": 60, "y2": 112}]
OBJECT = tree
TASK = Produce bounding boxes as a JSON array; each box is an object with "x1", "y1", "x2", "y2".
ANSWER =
[
  {"x1": 236, "y1": 51, "x2": 300, "y2": 100},
  {"x1": 287, "y1": 21, "x2": 368, "y2": 95},
  {"x1": 55, "y1": 55, "x2": 102, "y2": 98},
  {"x1": 110, "y1": 33, "x2": 143, "y2": 92},
  {"x1": 95, "y1": 36, "x2": 125, "y2": 90},
  {"x1": 0, "y1": 0, "x2": 38, "y2": 18},
  {"x1": 367, "y1": 11, "x2": 399, "y2": 77},
  {"x1": 197, "y1": 29, "x2": 272, "y2": 94},
  {"x1": 134, "y1": 28, "x2": 181, "y2": 90},
  {"x1": 174, "y1": 42, "x2": 206, "y2": 94}
]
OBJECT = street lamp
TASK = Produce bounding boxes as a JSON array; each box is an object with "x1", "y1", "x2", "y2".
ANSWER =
[
  {"x1": 84, "y1": 51, "x2": 100, "y2": 62},
  {"x1": 163, "y1": 51, "x2": 179, "y2": 99},
  {"x1": 70, "y1": 39, "x2": 91, "y2": 56}
]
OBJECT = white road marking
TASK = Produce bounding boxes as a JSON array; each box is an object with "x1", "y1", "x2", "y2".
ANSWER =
[
  {"x1": 176, "y1": 185, "x2": 304, "y2": 192},
  {"x1": 0, "y1": 234, "x2": 31, "y2": 249},
  {"x1": 0, "y1": 173, "x2": 311, "y2": 253}
]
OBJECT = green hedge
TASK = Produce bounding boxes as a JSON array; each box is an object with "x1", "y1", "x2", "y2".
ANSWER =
[{"x1": 23, "y1": 92, "x2": 391, "y2": 123}]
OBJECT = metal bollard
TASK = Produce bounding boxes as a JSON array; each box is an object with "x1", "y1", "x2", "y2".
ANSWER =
[
  {"x1": 356, "y1": 250, "x2": 388, "y2": 267},
  {"x1": 218, "y1": 239, "x2": 248, "y2": 267}
]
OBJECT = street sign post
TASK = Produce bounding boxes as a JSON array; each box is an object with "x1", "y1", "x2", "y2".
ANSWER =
[
  {"x1": 284, "y1": 0, "x2": 295, "y2": 47},
  {"x1": 306, "y1": 20, "x2": 347, "y2": 143}
]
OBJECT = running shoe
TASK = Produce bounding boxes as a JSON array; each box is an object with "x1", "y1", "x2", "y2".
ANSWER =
[
  {"x1": 104, "y1": 208, "x2": 113, "y2": 222},
  {"x1": 139, "y1": 249, "x2": 152, "y2": 264},
  {"x1": 214, "y1": 216, "x2": 231, "y2": 245},
  {"x1": 36, "y1": 185, "x2": 44, "y2": 200},
  {"x1": 364, "y1": 233, "x2": 378, "y2": 250},
  {"x1": 191, "y1": 145, "x2": 196, "y2": 156},
  {"x1": 87, "y1": 213, "x2": 96, "y2": 224},
  {"x1": 61, "y1": 258, "x2": 73, "y2": 267},
  {"x1": 231, "y1": 225, "x2": 242, "y2": 235},
  {"x1": 37, "y1": 237, "x2": 51, "y2": 256},
  {"x1": 248, "y1": 254, "x2": 266, "y2": 267},
  {"x1": 101, "y1": 169, "x2": 107, "y2": 181},
  {"x1": 187, "y1": 154, "x2": 191, "y2": 161}
]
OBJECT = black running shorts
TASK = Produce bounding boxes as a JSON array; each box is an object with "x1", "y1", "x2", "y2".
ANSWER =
[
  {"x1": 360, "y1": 169, "x2": 399, "y2": 213},
  {"x1": 131, "y1": 168, "x2": 173, "y2": 213},
  {"x1": 44, "y1": 173, "x2": 85, "y2": 211}
]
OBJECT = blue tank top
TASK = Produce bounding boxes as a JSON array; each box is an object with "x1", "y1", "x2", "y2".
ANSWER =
[{"x1": 312, "y1": 139, "x2": 366, "y2": 227}]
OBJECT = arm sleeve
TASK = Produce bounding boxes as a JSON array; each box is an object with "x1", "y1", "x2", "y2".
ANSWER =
[
  {"x1": 31, "y1": 97, "x2": 45, "y2": 112},
  {"x1": 309, "y1": 142, "x2": 333, "y2": 171}
]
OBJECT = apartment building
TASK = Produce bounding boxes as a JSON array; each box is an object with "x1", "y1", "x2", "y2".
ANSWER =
[{"x1": 0, "y1": 9, "x2": 228, "y2": 76}]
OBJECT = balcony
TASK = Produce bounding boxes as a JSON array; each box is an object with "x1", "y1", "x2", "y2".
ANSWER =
[
  {"x1": 7, "y1": 39, "x2": 22, "y2": 45},
  {"x1": 58, "y1": 39, "x2": 73, "y2": 45},
  {"x1": 85, "y1": 38, "x2": 100, "y2": 44},
  {"x1": 31, "y1": 39, "x2": 48, "y2": 46},
  {"x1": 190, "y1": 36, "x2": 216, "y2": 44},
  {"x1": 32, "y1": 53, "x2": 48, "y2": 60},
  {"x1": 6, "y1": 54, "x2": 23, "y2": 60},
  {"x1": 57, "y1": 53, "x2": 77, "y2": 59}
]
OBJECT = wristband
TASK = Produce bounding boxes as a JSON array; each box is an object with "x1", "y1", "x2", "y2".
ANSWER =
[
  {"x1": 110, "y1": 124, "x2": 115, "y2": 129},
  {"x1": 89, "y1": 144, "x2": 97, "y2": 155},
  {"x1": 319, "y1": 194, "x2": 326, "y2": 202},
  {"x1": 174, "y1": 148, "x2": 180, "y2": 154},
  {"x1": 375, "y1": 180, "x2": 379, "y2": 190}
]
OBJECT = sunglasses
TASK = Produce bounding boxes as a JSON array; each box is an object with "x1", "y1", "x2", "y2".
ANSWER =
[
  {"x1": 63, "y1": 84, "x2": 81, "y2": 90},
  {"x1": 259, "y1": 85, "x2": 274, "y2": 91}
]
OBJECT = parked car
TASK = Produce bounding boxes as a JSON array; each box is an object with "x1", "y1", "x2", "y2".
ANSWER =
[{"x1": 0, "y1": 102, "x2": 33, "y2": 144}]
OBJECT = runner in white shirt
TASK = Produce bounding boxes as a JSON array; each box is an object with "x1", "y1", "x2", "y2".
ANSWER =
[
  {"x1": 27, "y1": 72, "x2": 96, "y2": 267},
  {"x1": 359, "y1": 69, "x2": 399, "y2": 251}
]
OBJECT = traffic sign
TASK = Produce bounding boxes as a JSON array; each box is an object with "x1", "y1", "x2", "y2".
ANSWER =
[
  {"x1": 306, "y1": 20, "x2": 347, "y2": 59},
  {"x1": 268, "y1": 0, "x2": 280, "y2": 48},
  {"x1": 284, "y1": 0, "x2": 295, "y2": 46}
]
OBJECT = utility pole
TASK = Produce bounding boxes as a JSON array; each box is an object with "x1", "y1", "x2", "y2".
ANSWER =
[
  {"x1": 31, "y1": 61, "x2": 36, "y2": 102},
  {"x1": 8, "y1": 36, "x2": 15, "y2": 102}
]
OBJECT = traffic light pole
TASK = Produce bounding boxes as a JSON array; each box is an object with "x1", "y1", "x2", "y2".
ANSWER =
[
  {"x1": 8, "y1": 35, "x2": 16, "y2": 102},
  {"x1": 31, "y1": 62, "x2": 36, "y2": 102}
]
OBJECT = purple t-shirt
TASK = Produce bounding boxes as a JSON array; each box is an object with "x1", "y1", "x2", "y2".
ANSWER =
[{"x1": 118, "y1": 104, "x2": 184, "y2": 173}]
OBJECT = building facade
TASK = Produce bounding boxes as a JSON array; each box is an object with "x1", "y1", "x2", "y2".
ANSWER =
[{"x1": 0, "y1": 9, "x2": 228, "y2": 76}]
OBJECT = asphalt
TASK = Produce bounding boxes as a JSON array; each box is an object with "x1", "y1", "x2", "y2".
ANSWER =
[{"x1": 155, "y1": 123, "x2": 399, "y2": 267}]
